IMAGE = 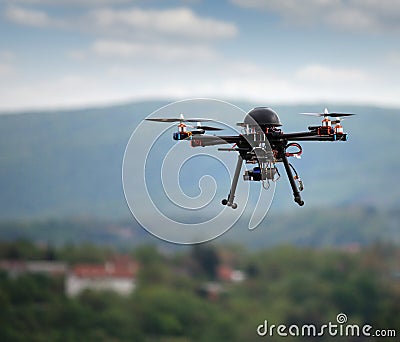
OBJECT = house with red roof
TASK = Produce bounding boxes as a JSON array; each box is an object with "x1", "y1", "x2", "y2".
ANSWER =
[
  {"x1": 217, "y1": 265, "x2": 246, "y2": 283},
  {"x1": 65, "y1": 256, "x2": 139, "y2": 297}
]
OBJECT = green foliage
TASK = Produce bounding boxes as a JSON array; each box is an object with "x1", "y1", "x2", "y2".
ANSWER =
[
  {"x1": 0, "y1": 239, "x2": 115, "y2": 263},
  {"x1": 191, "y1": 244, "x2": 220, "y2": 280},
  {"x1": 223, "y1": 206, "x2": 400, "y2": 249},
  {"x1": 1, "y1": 206, "x2": 399, "y2": 250},
  {"x1": 0, "y1": 239, "x2": 44, "y2": 260},
  {"x1": 0, "y1": 242, "x2": 399, "y2": 341}
]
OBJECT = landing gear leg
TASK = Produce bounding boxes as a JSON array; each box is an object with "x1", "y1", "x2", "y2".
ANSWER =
[
  {"x1": 222, "y1": 155, "x2": 243, "y2": 209},
  {"x1": 282, "y1": 153, "x2": 304, "y2": 206}
]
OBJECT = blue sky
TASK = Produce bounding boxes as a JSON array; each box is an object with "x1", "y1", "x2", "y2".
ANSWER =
[{"x1": 1, "y1": 0, "x2": 400, "y2": 112}]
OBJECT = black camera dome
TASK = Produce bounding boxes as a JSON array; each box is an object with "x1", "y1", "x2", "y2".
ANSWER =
[{"x1": 244, "y1": 107, "x2": 282, "y2": 128}]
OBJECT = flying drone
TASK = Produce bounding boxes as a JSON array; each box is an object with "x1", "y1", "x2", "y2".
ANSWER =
[{"x1": 146, "y1": 107, "x2": 354, "y2": 208}]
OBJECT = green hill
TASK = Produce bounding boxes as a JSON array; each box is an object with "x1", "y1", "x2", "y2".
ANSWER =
[
  {"x1": 0, "y1": 101, "x2": 165, "y2": 219},
  {"x1": 0, "y1": 206, "x2": 399, "y2": 249},
  {"x1": 0, "y1": 101, "x2": 399, "y2": 221}
]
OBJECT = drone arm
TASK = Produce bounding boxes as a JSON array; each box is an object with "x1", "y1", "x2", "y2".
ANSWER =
[
  {"x1": 279, "y1": 131, "x2": 318, "y2": 139},
  {"x1": 288, "y1": 135, "x2": 347, "y2": 142},
  {"x1": 280, "y1": 131, "x2": 347, "y2": 142},
  {"x1": 191, "y1": 135, "x2": 243, "y2": 147}
]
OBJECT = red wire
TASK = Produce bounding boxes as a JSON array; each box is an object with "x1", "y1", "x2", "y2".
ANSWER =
[{"x1": 285, "y1": 143, "x2": 302, "y2": 157}]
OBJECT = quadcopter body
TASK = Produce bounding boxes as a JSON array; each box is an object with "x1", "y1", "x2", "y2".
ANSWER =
[{"x1": 146, "y1": 107, "x2": 354, "y2": 208}]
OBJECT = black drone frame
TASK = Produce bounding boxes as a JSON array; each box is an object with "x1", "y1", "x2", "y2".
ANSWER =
[
  {"x1": 146, "y1": 110, "x2": 353, "y2": 208},
  {"x1": 190, "y1": 125, "x2": 348, "y2": 207}
]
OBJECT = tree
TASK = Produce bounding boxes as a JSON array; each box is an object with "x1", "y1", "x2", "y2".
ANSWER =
[{"x1": 191, "y1": 244, "x2": 220, "y2": 279}]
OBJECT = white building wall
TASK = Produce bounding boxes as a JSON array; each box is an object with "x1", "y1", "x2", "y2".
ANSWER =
[{"x1": 66, "y1": 274, "x2": 136, "y2": 297}]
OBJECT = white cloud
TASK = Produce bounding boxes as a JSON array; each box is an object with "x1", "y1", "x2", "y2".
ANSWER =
[
  {"x1": 5, "y1": 5, "x2": 65, "y2": 27},
  {"x1": 231, "y1": 0, "x2": 400, "y2": 32},
  {"x1": 0, "y1": 50, "x2": 15, "y2": 76},
  {"x1": 1, "y1": 2, "x2": 399, "y2": 111},
  {"x1": 88, "y1": 39, "x2": 217, "y2": 61},
  {"x1": 4, "y1": 0, "x2": 133, "y2": 5},
  {"x1": 386, "y1": 51, "x2": 400, "y2": 65},
  {"x1": 4, "y1": 58, "x2": 397, "y2": 113},
  {"x1": 0, "y1": 50, "x2": 15, "y2": 61},
  {"x1": 296, "y1": 64, "x2": 368, "y2": 83},
  {"x1": 5, "y1": 5, "x2": 237, "y2": 40},
  {"x1": 5, "y1": 6, "x2": 237, "y2": 40},
  {"x1": 0, "y1": 63, "x2": 14, "y2": 76},
  {"x1": 0, "y1": 74, "x2": 132, "y2": 112},
  {"x1": 67, "y1": 50, "x2": 86, "y2": 61},
  {"x1": 6, "y1": 6, "x2": 49, "y2": 27},
  {"x1": 86, "y1": 7, "x2": 237, "y2": 40}
]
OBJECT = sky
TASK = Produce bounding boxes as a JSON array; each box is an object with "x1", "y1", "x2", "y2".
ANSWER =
[{"x1": 1, "y1": 0, "x2": 400, "y2": 112}]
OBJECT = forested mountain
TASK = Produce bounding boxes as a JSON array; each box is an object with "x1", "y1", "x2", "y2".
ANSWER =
[{"x1": 0, "y1": 101, "x2": 398, "y2": 221}]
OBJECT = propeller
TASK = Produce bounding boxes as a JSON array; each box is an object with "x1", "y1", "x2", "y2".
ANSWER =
[
  {"x1": 145, "y1": 113, "x2": 212, "y2": 123},
  {"x1": 145, "y1": 118, "x2": 183, "y2": 122},
  {"x1": 299, "y1": 108, "x2": 355, "y2": 118},
  {"x1": 191, "y1": 125, "x2": 222, "y2": 131},
  {"x1": 145, "y1": 114, "x2": 222, "y2": 130}
]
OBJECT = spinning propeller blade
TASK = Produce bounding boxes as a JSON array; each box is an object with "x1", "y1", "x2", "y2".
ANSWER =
[
  {"x1": 145, "y1": 116, "x2": 212, "y2": 123},
  {"x1": 192, "y1": 125, "x2": 222, "y2": 131},
  {"x1": 181, "y1": 118, "x2": 212, "y2": 122},
  {"x1": 327, "y1": 113, "x2": 355, "y2": 117},
  {"x1": 145, "y1": 118, "x2": 182, "y2": 122},
  {"x1": 300, "y1": 108, "x2": 355, "y2": 118}
]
